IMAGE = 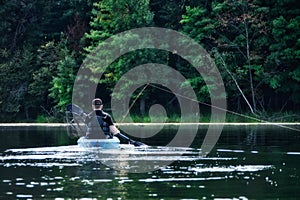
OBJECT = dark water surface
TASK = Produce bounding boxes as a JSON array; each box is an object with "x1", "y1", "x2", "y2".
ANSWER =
[{"x1": 0, "y1": 125, "x2": 299, "y2": 199}]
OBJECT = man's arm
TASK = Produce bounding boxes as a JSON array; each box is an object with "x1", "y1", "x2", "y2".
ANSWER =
[
  {"x1": 105, "y1": 114, "x2": 146, "y2": 146},
  {"x1": 109, "y1": 125, "x2": 121, "y2": 135}
]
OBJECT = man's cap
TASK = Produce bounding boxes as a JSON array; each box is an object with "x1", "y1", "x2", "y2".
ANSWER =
[{"x1": 92, "y1": 98, "x2": 103, "y2": 106}]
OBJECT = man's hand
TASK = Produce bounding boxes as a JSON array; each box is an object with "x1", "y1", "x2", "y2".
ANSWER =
[{"x1": 130, "y1": 140, "x2": 146, "y2": 147}]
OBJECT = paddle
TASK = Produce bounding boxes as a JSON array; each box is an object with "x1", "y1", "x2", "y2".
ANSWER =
[
  {"x1": 66, "y1": 104, "x2": 147, "y2": 147},
  {"x1": 115, "y1": 132, "x2": 147, "y2": 147},
  {"x1": 66, "y1": 104, "x2": 87, "y2": 118},
  {"x1": 66, "y1": 104, "x2": 88, "y2": 137}
]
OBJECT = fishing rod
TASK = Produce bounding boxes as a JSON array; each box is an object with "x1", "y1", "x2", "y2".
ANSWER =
[{"x1": 144, "y1": 83, "x2": 300, "y2": 133}]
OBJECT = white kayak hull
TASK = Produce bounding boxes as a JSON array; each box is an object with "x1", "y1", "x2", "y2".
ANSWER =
[{"x1": 77, "y1": 136, "x2": 120, "y2": 149}]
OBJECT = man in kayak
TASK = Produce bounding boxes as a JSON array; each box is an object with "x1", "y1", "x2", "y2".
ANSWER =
[{"x1": 84, "y1": 98, "x2": 144, "y2": 146}]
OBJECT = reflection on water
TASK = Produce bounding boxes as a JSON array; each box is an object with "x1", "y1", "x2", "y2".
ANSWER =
[
  {"x1": 1, "y1": 145, "x2": 204, "y2": 170},
  {"x1": 0, "y1": 125, "x2": 299, "y2": 199}
]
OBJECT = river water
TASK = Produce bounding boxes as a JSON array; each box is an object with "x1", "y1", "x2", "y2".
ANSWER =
[{"x1": 0, "y1": 125, "x2": 299, "y2": 199}]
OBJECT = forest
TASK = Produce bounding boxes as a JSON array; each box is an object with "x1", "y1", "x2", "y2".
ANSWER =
[{"x1": 0, "y1": 0, "x2": 299, "y2": 122}]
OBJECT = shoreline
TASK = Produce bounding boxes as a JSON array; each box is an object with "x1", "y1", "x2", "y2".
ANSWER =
[{"x1": 0, "y1": 122, "x2": 299, "y2": 127}]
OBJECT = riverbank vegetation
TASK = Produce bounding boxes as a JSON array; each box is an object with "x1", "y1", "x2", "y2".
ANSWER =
[{"x1": 0, "y1": 0, "x2": 299, "y2": 122}]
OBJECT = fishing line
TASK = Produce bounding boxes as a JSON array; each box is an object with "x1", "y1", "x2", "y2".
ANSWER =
[
  {"x1": 147, "y1": 83, "x2": 300, "y2": 133},
  {"x1": 119, "y1": 83, "x2": 149, "y2": 123}
]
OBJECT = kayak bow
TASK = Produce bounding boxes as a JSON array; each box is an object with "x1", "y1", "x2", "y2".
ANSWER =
[{"x1": 77, "y1": 136, "x2": 120, "y2": 149}]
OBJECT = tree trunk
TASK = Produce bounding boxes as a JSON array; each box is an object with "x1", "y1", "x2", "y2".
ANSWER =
[
  {"x1": 140, "y1": 98, "x2": 146, "y2": 116},
  {"x1": 245, "y1": 18, "x2": 257, "y2": 112},
  {"x1": 216, "y1": 50, "x2": 255, "y2": 114},
  {"x1": 25, "y1": 106, "x2": 29, "y2": 120}
]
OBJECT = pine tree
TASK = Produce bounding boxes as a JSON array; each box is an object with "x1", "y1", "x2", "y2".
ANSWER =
[{"x1": 83, "y1": 0, "x2": 155, "y2": 115}]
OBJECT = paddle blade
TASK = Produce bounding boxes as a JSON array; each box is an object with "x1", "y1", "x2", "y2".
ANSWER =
[
  {"x1": 65, "y1": 104, "x2": 87, "y2": 138},
  {"x1": 66, "y1": 104, "x2": 84, "y2": 116},
  {"x1": 131, "y1": 141, "x2": 147, "y2": 147}
]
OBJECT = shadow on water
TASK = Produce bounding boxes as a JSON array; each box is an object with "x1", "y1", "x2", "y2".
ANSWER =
[
  {"x1": 0, "y1": 126, "x2": 77, "y2": 152},
  {"x1": 0, "y1": 125, "x2": 299, "y2": 199}
]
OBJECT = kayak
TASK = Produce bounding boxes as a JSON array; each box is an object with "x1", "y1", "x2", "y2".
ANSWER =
[
  {"x1": 77, "y1": 136, "x2": 120, "y2": 149},
  {"x1": 66, "y1": 104, "x2": 146, "y2": 148}
]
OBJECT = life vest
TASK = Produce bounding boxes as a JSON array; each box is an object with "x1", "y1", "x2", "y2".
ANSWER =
[{"x1": 86, "y1": 112, "x2": 112, "y2": 139}]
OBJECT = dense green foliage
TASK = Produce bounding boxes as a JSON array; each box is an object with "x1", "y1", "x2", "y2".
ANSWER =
[
  {"x1": 0, "y1": 0, "x2": 96, "y2": 121},
  {"x1": 0, "y1": 0, "x2": 299, "y2": 122}
]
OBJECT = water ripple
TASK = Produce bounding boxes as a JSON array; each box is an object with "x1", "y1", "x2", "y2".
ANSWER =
[{"x1": 190, "y1": 165, "x2": 273, "y2": 173}]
